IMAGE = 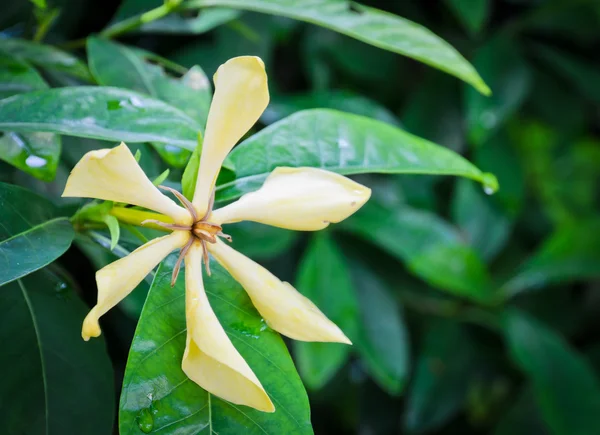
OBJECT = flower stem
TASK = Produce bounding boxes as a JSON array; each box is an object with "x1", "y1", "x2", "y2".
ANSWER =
[
  {"x1": 101, "y1": 0, "x2": 184, "y2": 40},
  {"x1": 110, "y1": 207, "x2": 173, "y2": 232}
]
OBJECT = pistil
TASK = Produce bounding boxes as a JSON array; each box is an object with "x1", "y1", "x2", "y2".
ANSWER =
[{"x1": 142, "y1": 186, "x2": 231, "y2": 286}]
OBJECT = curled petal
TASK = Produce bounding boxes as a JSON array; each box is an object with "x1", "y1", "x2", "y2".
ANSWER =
[
  {"x1": 182, "y1": 242, "x2": 274, "y2": 412},
  {"x1": 63, "y1": 143, "x2": 191, "y2": 225},
  {"x1": 211, "y1": 167, "x2": 371, "y2": 230},
  {"x1": 82, "y1": 231, "x2": 190, "y2": 341},
  {"x1": 192, "y1": 56, "x2": 269, "y2": 216},
  {"x1": 209, "y1": 239, "x2": 350, "y2": 344}
]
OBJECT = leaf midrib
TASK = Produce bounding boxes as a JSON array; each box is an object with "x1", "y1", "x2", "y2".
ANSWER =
[
  {"x1": 0, "y1": 216, "x2": 67, "y2": 246},
  {"x1": 18, "y1": 279, "x2": 49, "y2": 435}
]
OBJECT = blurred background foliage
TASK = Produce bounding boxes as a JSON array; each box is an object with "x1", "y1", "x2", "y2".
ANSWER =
[{"x1": 1, "y1": 0, "x2": 600, "y2": 434}]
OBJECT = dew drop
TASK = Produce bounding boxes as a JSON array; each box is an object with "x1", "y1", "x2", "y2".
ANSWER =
[
  {"x1": 25, "y1": 155, "x2": 47, "y2": 168},
  {"x1": 136, "y1": 408, "x2": 154, "y2": 434},
  {"x1": 481, "y1": 172, "x2": 499, "y2": 195}
]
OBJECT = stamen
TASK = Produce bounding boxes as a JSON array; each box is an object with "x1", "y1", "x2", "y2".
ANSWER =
[
  {"x1": 200, "y1": 188, "x2": 216, "y2": 221},
  {"x1": 193, "y1": 228, "x2": 217, "y2": 243},
  {"x1": 201, "y1": 240, "x2": 211, "y2": 276},
  {"x1": 141, "y1": 219, "x2": 191, "y2": 231},
  {"x1": 218, "y1": 231, "x2": 232, "y2": 242},
  {"x1": 171, "y1": 237, "x2": 194, "y2": 287},
  {"x1": 159, "y1": 185, "x2": 198, "y2": 222}
]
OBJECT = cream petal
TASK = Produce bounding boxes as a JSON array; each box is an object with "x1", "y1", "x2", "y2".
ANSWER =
[
  {"x1": 182, "y1": 242, "x2": 274, "y2": 412},
  {"x1": 211, "y1": 167, "x2": 371, "y2": 231},
  {"x1": 63, "y1": 143, "x2": 191, "y2": 225},
  {"x1": 209, "y1": 239, "x2": 351, "y2": 344},
  {"x1": 82, "y1": 231, "x2": 190, "y2": 340},
  {"x1": 192, "y1": 56, "x2": 269, "y2": 216}
]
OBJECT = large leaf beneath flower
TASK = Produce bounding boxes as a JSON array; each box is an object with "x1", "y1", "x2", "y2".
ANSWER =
[
  {"x1": 119, "y1": 254, "x2": 313, "y2": 434},
  {"x1": 0, "y1": 87, "x2": 200, "y2": 149},
  {"x1": 294, "y1": 233, "x2": 359, "y2": 390},
  {"x1": 0, "y1": 51, "x2": 61, "y2": 181},
  {"x1": 503, "y1": 310, "x2": 600, "y2": 435},
  {"x1": 186, "y1": 0, "x2": 490, "y2": 94},
  {"x1": 351, "y1": 263, "x2": 409, "y2": 395},
  {"x1": 0, "y1": 182, "x2": 74, "y2": 287},
  {"x1": 502, "y1": 221, "x2": 600, "y2": 297},
  {"x1": 0, "y1": 268, "x2": 114, "y2": 434},
  {"x1": 343, "y1": 201, "x2": 492, "y2": 302},
  {"x1": 1, "y1": 38, "x2": 92, "y2": 81},
  {"x1": 217, "y1": 109, "x2": 497, "y2": 202}
]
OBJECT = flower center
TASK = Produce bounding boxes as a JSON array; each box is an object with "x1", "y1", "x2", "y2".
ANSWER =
[{"x1": 142, "y1": 185, "x2": 232, "y2": 286}]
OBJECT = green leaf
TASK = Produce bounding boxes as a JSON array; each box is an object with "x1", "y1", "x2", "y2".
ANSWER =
[
  {"x1": 216, "y1": 109, "x2": 498, "y2": 203},
  {"x1": 140, "y1": 8, "x2": 242, "y2": 33},
  {"x1": 263, "y1": 90, "x2": 401, "y2": 126},
  {"x1": 0, "y1": 86, "x2": 200, "y2": 149},
  {"x1": 102, "y1": 214, "x2": 121, "y2": 251},
  {"x1": 502, "y1": 221, "x2": 600, "y2": 297},
  {"x1": 0, "y1": 51, "x2": 61, "y2": 181},
  {"x1": 445, "y1": 0, "x2": 490, "y2": 35},
  {"x1": 404, "y1": 321, "x2": 476, "y2": 433},
  {"x1": 1, "y1": 38, "x2": 93, "y2": 81},
  {"x1": 466, "y1": 37, "x2": 532, "y2": 146},
  {"x1": 226, "y1": 221, "x2": 298, "y2": 260},
  {"x1": 294, "y1": 233, "x2": 359, "y2": 390},
  {"x1": 503, "y1": 310, "x2": 600, "y2": 435},
  {"x1": 343, "y1": 201, "x2": 492, "y2": 302},
  {"x1": 87, "y1": 37, "x2": 210, "y2": 126},
  {"x1": 119, "y1": 255, "x2": 313, "y2": 434},
  {"x1": 0, "y1": 182, "x2": 74, "y2": 287},
  {"x1": 181, "y1": 139, "x2": 202, "y2": 200},
  {"x1": 0, "y1": 268, "x2": 114, "y2": 434},
  {"x1": 187, "y1": 0, "x2": 490, "y2": 94},
  {"x1": 351, "y1": 263, "x2": 409, "y2": 395},
  {"x1": 87, "y1": 38, "x2": 211, "y2": 167}
]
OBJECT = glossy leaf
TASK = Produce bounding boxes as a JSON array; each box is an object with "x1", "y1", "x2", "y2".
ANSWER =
[
  {"x1": 0, "y1": 268, "x2": 114, "y2": 434},
  {"x1": 0, "y1": 51, "x2": 61, "y2": 181},
  {"x1": 0, "y1": 38, "x2": 92, "y2": 81},
  {"x1": 445, "y1": 0, "x2": 490, "y2": 35},
  {"x1": 502, "y1": 221, "x2": 600, "y2": 297},
  {"x1": 140, "y1": 8, "x2": 241, "y2": 33},
  {"x1": 88, "y1": 37, "x2": 211, "y2": 166},
  {"x1": 344, "y1": 201, "x2": 492, "y2": 302},
  {"x1": 294, "y1": 233, "x2": 359, "y2": 390},
  {"x1": 503, "y1": 310, "x2": 600, "y2": 435},
  {"x1": 217, "y1": 109, "x2": 498, "y2": 203},
  {"x1": 352, "y1": 263, "x2": 409, "y2": 395},
  {"x1": 0, "y1": 87, "x2": 200, "y2": 149},
  {"x1": 263, "y1": 90, "x2": 401, "y2": 126},
  {"x1": 466, "y1": 37, "x2": 532, "y2": 146},
  {"x1": 87, "y1": 38, "x2": 210, "y2": 126},
  {"x1": 404, "y1": 321, "x2": 476, "y2": 433},
  {"x1": 119, "y1": 254, "x2": 313, "y2": 434},
  {"x1": 187, "y1": 0, "x2": 490, "y2": 94},
  {"x1": 0, "y1": 182, "x2": 74, "y2": 286}
]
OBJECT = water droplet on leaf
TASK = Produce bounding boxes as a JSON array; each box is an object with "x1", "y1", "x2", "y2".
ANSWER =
[
  {"x1": 136, "y1": 408, "x2": 154, "y2": 433},
  {"x1": 25, "y1": 155, "x2": 47, "y2": 168},
  {"x1": 481, "y1": 172, "x2": 499, "y2": 195}
]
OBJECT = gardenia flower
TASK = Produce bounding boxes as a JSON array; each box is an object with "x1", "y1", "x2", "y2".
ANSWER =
[{"x1": 63, "y1": 56, "x2": 371, "y2": 412}]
